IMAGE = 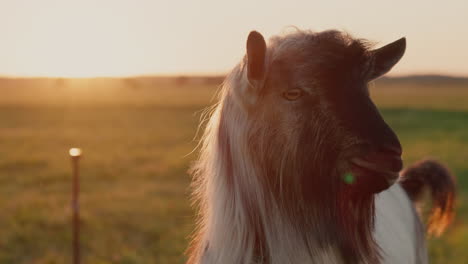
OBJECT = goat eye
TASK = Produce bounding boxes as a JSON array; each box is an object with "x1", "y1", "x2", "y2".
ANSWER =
[{"x1": 282, "y1": 88, "x2": 304, "y2": 101}]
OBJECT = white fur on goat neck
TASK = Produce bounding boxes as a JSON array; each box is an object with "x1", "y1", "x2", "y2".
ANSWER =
[{"x1": 374, "y1": 184, "x2": 428, "y2": 264}]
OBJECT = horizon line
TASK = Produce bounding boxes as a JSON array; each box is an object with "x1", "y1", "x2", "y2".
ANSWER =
[{"x1": 0, "y1": 72, "x2": 467, "y2": 80}]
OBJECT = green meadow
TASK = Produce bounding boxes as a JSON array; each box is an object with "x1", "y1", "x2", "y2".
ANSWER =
[{"x1": 0, "y1": 77, "x2": 467, "y2": 263}]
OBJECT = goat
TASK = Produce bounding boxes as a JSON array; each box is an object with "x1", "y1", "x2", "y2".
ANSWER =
[{"x1": 188, "y1": 29, "x2": 456, "y2": 264}]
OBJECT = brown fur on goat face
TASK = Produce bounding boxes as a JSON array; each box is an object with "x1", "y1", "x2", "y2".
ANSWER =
[{"x1": 242, "y1": 30, "x2": 405, "y2": 198}]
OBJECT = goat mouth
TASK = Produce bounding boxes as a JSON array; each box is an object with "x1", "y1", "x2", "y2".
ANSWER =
[{"x1": 347, "y1": 155, "x2": 403, "y2": 193}]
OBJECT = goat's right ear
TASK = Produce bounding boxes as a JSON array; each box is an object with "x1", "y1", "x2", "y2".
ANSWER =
[
  {"x1": 246, "y1": 31, "x2": 267, "y2": 82},
  {"x1": 368, "y1": 37, "x2": 406, "y2": 80}
]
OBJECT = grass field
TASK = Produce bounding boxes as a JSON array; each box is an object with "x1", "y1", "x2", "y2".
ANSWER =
[{"x1": 0, "y1": 77, "x2": 467, "y2": 263}]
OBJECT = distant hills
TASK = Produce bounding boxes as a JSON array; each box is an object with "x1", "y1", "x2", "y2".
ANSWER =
[{"x1": 378, "y1": 75, "x2": 468, "y2": 85}]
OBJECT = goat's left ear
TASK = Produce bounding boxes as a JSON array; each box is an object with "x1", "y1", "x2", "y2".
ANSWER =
[
  {"x1": 246, "y1": 31, "x2": 267, "y2": 82},
  {"x1": 368, "y1": 37, "x2": 406, "y2": 80}
]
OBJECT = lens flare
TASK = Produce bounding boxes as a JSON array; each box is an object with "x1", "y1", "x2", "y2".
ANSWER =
[{"x1": 343, "y1": 172, "x2": 355, "y2": 184}]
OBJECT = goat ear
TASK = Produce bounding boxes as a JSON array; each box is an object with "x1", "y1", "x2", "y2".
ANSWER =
[
  {"x1": 246, "y1": 31, "x2": 267, "y2": 81},
  {"x1": 369, "y1": 37, "x2": 406, "y2": 80}
]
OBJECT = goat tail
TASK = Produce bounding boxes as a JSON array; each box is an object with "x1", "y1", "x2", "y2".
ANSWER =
[{"x1": 399, "y1": 159, "x2": 456, "y2": 236}]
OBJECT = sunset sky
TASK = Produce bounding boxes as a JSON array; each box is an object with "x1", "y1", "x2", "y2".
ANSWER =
[{"x1": 0, "y1": 0, "x2": 467, "y2": 77}]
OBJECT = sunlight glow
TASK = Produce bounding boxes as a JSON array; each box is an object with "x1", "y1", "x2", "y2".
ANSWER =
[
  {"x1": 1, "y1": 1, "x2": 157, "y2": 77},
  {"x1": 0, "y1": 0, "x2": 467, "y2": 77}
]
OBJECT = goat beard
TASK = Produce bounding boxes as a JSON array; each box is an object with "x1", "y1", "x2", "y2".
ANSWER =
[
  {"x1": 292, "y1": 157, "x2": 380, "y2": 263},
  {"x1": 253, "y1": 131, "x2": 380, "y2": 262}
]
